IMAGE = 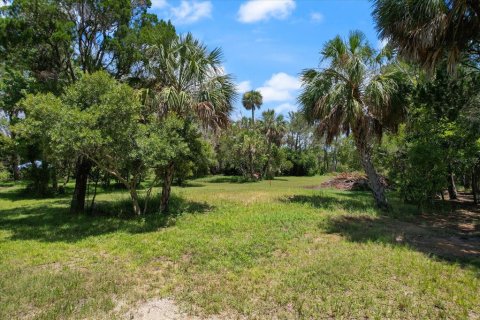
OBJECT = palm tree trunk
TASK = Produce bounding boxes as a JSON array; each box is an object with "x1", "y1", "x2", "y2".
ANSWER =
[
  {"x1": 354, "y1": 134, "x2": 389, "y2": 210},
  {"x1": 249, "y1": 142, "x2": 254, "y2": 179},
  {"x1": 323, "y1": 145, "x2": 329, "y2": 173},
  {"x1": 263, "y1": 142, "x2": 272, "y2": 178},
  {"x1": 252, "y1": 108, "x2": 255, "y2": 125},
  {"x1": 333, "y1": 136, "x2": 338, "y2": 172},
  {"x1": 160, "y1": 163, "x2": 175, "y2": 213}
]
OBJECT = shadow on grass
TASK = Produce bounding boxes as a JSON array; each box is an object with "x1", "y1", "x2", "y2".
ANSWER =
[
  {"x1": 283, "y1": 190, "x2": 420, "y2": 217},
  {"x1": 0, "y1": 182, "x2": 16, "y2": 188},
  {"x1": 0, "y1": 185, "x2": 76, "y2": 201},
  {"x1": 324, "y1": 214, "x2": 480, "y2": 268},
  {"x1": 0, "y1": 193, "x2": 213, "y2": 243},
  {"x1": 283, "y1": 190, "x2": 480, "y2": 267},
  {"x1": 176, "y1": 182, "x2": 206, "y2": 188},
  {"x1": 282, "y1": 192, "x2": 378, "y2": 214},
  {"x1": 206, "y1": 176, "x2": 253, "y2": 184}
]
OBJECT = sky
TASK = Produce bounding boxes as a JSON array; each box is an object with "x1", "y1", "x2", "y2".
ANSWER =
[{"x1": 149, "y1": 0, "x2": 382, "y2": 120}]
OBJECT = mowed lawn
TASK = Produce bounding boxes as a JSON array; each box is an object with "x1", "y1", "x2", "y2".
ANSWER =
[{"x1": 0, "y1": 176, "x2": 479, "y2": 319}]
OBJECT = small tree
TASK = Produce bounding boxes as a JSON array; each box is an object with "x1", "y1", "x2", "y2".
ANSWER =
[
  {"x1": 20, "y1": 72, "x2": 146, "y2": 214},
  {"x1": 138, "y1": 114, "x2": 211, "y2": 213}
]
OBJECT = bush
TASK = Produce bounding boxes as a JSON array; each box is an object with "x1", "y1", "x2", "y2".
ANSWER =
[{"x1": 0, "y1": 163, "x2": 10, "y2": 182}]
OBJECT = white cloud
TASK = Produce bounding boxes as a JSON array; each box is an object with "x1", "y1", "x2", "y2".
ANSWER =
[
  {"x1": 257, "y1": 72, "x2": 301, "y2": 102},
  {"x1": 274, "y1": 103, "x2": 297, "y2": 114},
  {"x1": 171, "y1": 1, "x2": 212, "y2": 24},
  {"x1": 378, "y1": 38, "x2": 388, "y2": 49},
  {"x1": 310, "y1": 12, "x2": 324, "y2": 22},
  {"x1": 150, "y1": 0, "x2": 168, "y2": 9},
  {"x1": 238, "y1": 0, "x2": 296, "y2": 23},
  {"x1": 218, "y1": 65, "x2": 227, "y2": 75},
  {"x1": 236, "y1": 81, "x2": 252, "y2": 93}
]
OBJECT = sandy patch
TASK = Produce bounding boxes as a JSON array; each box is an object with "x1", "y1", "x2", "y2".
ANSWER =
[{"x1": 126, "y1": 298, "x2": 228, "y2": 320}]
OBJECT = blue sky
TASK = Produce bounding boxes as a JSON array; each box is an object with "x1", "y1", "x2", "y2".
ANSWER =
[{"x1": 149, "y1": 0, "x2": 381, "y2": 119}]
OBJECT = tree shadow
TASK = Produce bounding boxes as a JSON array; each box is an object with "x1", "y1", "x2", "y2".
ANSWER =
[
  {"x1": 282, "y1": 192, "x2": 379, "y2": 214},
  {"x1": 324, "y1": 215, "x2": 480, "y2": 268},
  {"x1": 0, "y1": 185, "x2": 76, "y2": 201},
  {"x1": 0, "y1": 194, "x2": 213, "y2": 243},
  {"x1": 283, "y1": 190, "x2": 479, "y2": 267},
  {"x1": 0, "y1": 182, "x2": 16, "y2": 188},
  {"x1": 206, "y1": 176, "x2": 252, "y2": 184},
  {"x1": 176, "y1": 181, "x2": 206, "y2": 188}
]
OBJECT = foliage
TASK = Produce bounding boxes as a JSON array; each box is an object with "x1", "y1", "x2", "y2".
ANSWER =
[
  {"x1": 218, "y1": 111, "x2": 291, "y2": 180},
  {"x1": 0, "y1": 162, "x2": 9, "y2": 181},
  {"x1": 298, "y1": 30, "x2": 411, "y2": 208},
  {"x1": 385, "y1": 66, "x2": 480, "y2": 204},
  {"x1": 218, "y1": 119, "x2": 268, "y2": 179},
  {"x1": 143, "y1": 33, "x2": 236, "y2": 130},
  {"x1": 373, "y1": 0, "x2": 480, "y2": 71}
]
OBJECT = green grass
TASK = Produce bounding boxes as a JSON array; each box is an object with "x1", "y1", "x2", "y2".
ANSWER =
[{"x1": 1, "y1": 176, "x2": 479, "y2": 319}]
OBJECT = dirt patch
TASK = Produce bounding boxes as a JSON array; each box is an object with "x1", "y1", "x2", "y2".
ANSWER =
[
  {"x1": 305, "y1": 172, "x2": 387, "y2": 191},
  {"x1": 126, "y1": 298, "x2": 193, "y2": 320},
  {"x1": 328, "y1": 205, "x2": 480, "y2": 263},
  {"x1": 125, "y1": 298, "x2": 229, "y2": 320}
]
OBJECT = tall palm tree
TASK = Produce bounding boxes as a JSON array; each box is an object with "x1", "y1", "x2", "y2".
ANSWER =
[
  {"x1": 298, "y1": 31, "x2": 410, "y2": 209},
  {"x1": 145, "y1": 33, "x2": 237, "y2": 212},
  {"x1": 242, "y1": 90, "x2": 263, "y2": 124},
  {"x1": 373, "y1": 0, "x2": 480, "y2": 71}
]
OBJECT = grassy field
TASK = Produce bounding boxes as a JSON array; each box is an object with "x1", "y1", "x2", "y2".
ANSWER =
[{"x1": 0, "y1": 176, "x2": 479, "y2": 319}]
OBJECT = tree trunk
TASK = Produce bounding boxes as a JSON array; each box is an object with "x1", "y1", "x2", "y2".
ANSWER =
[
  {"x1": 129, "y1": 187, "x2": 141, "y2": 216},
  {"x1": 11, "y1": 154, "x2": 20, "y2": 181},
  {"x1": 143, "y1": 178, "x2": 158, "y2": 215},
  {"x1": 51, "y1": 166, "x2": 58, "y2": 192},
  {"x1": 249, "y1": 143, "x2": 254, "y2": 179},
  {"x1": 463, "y1": 174, "x2": 471, "y2": 190},
  {"x1": 70, "y1": 157, "x2": 92, "y2": 214},
  {"x1": 354, "y1": 134, "x2": 389, "y2": 210},
  {"x1": 160, "y1": 163, "x2": 175, "y2": 213},
  {"x1": 263, "y1": 143, "x2": 272, "y2": 179},
  {"x1": 447, "y1": 169, "x2": 458, "y2": 200},
  {"x1": 473, "y1": 168, "x2": 479, "y2": 205},
  {"x1": 333, "y1": 137, "x2": 338, "y2": 172},
  {"x1": 323, "y1": 146, "x2": 329, "y2": 173},
  {"x1": 251, "y1": 108, "x2": 255, "y2": 125},
  {"x1": 10, "y1": 131, "x2": 20, "y2": 181}
]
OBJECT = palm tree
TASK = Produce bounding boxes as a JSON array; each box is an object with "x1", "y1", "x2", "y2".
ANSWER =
[
  {"x1": 260, "y1": 110, "x2": 287, "y2": 178},
  {"x1": 373, "y1": 0, "x2": 480, "y2": 71},
  {"x1": 298, "y1": 31, "x2": 410, "y2": 209},
  {"x1": 242, "y1": 90, "x2": 263, "y2": 124},
  {"x1": 145, "y1": 33, "x2": 237, "y2": 212}
]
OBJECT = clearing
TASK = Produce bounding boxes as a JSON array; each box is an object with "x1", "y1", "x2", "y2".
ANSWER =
[{"x1": 0, "y1": 176, "x2": 479, "y2": 319}]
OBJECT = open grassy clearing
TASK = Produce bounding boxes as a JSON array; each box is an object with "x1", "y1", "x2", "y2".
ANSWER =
[{"x1": 1, "y1": 176, "x2": 479, "y2": 319}]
